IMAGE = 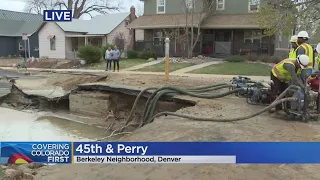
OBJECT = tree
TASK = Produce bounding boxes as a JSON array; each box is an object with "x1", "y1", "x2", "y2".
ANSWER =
[
  {"x1": 24, "y1": 0, "x2": 56, "y2": 14},
  {"x1": 258, "y1": 0, "x2": 320, "y2": 37},
  {"x1": 24, "y1": 0, "x2": 122, "y2": 18},
  {"x1": 183, "y1": 0, "x2": 216, "y2": 58},
  {"x1": 135, "y1": 0, "x2": 144, "y2": 16}
]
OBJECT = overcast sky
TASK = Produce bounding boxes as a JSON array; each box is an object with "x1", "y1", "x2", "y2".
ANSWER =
[{"x1": 0, "y1": 0, "x2": 144, "y2": 19}]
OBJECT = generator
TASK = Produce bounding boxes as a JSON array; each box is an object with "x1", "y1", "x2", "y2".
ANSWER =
[
  {"x1": 282, "y1": 72, "x2": 320, "y2": 122},
  {"x1": 230, "y1": 76, "x2": 255, "y2": 97},
  {"x1": 246, "y1": 81, "x2": 273, "y2": 105}
]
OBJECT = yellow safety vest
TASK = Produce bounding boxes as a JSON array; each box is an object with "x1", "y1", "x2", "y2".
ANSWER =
[
  {"x1": 289, "y1": 48, "x2": 296, "y2": 59},
  {"x1": 293, "y1": 43, "x2": 314, "y2": 68},
  {"x1": 272, "y1": 59, "x2": 298, "y2": 83},
  {"x1": 317, "y1": 56, "x2": 320, "y2": 70}
]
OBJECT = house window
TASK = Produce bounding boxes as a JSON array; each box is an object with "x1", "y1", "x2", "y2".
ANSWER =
[
  {"x1": 244, "y1": 30, "x2": 262, "y2": 43},
  {"x1": 125, "y1": 20, "x2": 129, "y2": 26},
  {"x1": 50, "y1": 36, "x2": 56, "y2": 50},
  {"x1": 249, "y1": 0, "x2": 260, "y2": 13},
  {"x1": 186, "y1": 0, "x2": 194, "y2": 9},
  {"x1": 19, "y1": 42, "x2": 23, "y2": 50},
  {"x1": 216, "y1": 0, "x2": 225, "y2": 10},
  {"x1": 157, "y1": 0, "x2": 165, "y2": 13},
  {"x1": 153, "y1": 30, "x2": 164, "y2": 45}
]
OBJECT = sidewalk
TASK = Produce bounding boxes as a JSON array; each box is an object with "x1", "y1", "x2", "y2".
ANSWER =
[
  {"x1": 123, "y1": 58, "x2": 164, "y2": 71},
  {"x1": 0, "y1": 67, "x2": 270, "y2": 81},
  {"x1": 172, "y1": 61, "x2": 223, "y2": 73}
]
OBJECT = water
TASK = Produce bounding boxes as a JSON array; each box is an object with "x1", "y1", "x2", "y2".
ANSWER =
[{"x1": 0, "y1": 107, "x2": 106, "y2": 141}]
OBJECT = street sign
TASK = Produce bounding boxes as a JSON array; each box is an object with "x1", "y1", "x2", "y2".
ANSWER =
[{"x1": 22, "y1": 33, "x2": 28, "y2": 40}]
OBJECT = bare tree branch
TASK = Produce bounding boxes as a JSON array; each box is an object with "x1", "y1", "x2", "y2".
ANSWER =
[{"x1": 24, "y1": 0, "x2": 123, "y2": 18}]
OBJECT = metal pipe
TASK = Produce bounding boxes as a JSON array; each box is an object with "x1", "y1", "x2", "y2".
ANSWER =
[{"x1": 28, "y1": 37, "x2": 31, "y2": 58}]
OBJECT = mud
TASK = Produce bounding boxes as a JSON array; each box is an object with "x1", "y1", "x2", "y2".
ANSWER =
[{"x1": 2, "y1": 71, "x2": 320, "y2": 180}]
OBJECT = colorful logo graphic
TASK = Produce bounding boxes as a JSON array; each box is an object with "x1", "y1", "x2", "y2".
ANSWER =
[
  {"x1": 0, "y1": 142, "x2": 72, "y2": 164},
  {"x1": 0, "y1": 144, "x2": 34, "y2": 164}
]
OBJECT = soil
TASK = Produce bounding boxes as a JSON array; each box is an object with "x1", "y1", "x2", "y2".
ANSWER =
[{"x1": 3, "y1": 71, "x2": 320, "y2": 180}]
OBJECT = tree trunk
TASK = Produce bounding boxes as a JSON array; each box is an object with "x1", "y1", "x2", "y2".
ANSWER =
[
  {"x1": 190, "y1": 8, "x2": 194, "y2": 58},
  {"x1": 185, "y1": 8, "x2": 189, "y2": 58}
]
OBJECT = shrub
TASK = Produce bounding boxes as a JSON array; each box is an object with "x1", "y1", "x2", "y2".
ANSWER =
[
  {"x1": 127, "y1": 50, "x2": 139, "y2": 59},
  {"x1": 139, "y1": 50, "x2": 157, "y2": 60},
  {"x1": 244, "y1": 53, "x2": 259, "y2": 62},
  {"x1": 78, "y1": 45, "x2": 102, "y2": 64},
  {"x1": 225, "y1": 55, "x2": 246, "y2": 62},
  {"x1": 259, "y1": 55, "x2": 271, "y2": 63}
]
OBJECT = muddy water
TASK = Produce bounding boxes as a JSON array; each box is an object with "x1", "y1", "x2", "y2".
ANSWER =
[{"x1": 0, "y1": 107, "x2": 106, "y2": 141}]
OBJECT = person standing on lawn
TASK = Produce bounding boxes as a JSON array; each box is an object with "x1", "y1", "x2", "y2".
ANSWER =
[
  {"x1": 113, "y1": 45, "x2": 120, "y2": 72},
  {"x1": 105, "y1": 47, "x2": 112, "y2": 71}
]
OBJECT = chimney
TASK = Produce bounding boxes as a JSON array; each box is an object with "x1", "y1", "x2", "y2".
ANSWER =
[{"x1": 130, "y1": 5, "x2": 136, "y2": 23}]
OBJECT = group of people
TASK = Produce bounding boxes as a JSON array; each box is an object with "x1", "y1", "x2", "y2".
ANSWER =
[
  {"x1": 105, "y1": 46, "x2": 121, "y2": 72},
  {"x1": 270, "y1": 30, "x2": 320, "y2": 112}
]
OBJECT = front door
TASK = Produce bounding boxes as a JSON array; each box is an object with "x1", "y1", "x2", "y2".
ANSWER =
[{"x1": 214, "y1": 30, "x2": 232, "y2": 55}]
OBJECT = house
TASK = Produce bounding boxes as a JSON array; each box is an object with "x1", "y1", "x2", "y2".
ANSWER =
[
  {"x1": 0, "y1": 9, "x2": 43, "y2": 58},
  {"x1": 127, "y1": 0, "x2": 289, "y2": 58},
  {"x1": 38, "y1": 6, "x2": 137, "y2": 59}
]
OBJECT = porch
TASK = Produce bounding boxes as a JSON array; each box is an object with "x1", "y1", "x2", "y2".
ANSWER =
[
  {"x1": 134, "y1": 29, "x2": 274, "y2": 58},
  {"x1": 65, "y1": 35, "x2": 106, "y2": 59}
]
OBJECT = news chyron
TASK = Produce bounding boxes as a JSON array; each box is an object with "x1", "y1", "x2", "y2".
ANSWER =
[{"x1": 43, "y1": 10, "x2": 72, "y2": 22}]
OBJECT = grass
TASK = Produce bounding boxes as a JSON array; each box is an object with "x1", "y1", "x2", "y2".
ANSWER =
[
  {"x1": 136, "y1": 62, "x2": 195, "y2": 72},
  {"x1": 86, "y1": 58, "x2": 147, "y2": 70},
  {"x1": 190, "y1": 62, "x2": 271, "y2": 76}
]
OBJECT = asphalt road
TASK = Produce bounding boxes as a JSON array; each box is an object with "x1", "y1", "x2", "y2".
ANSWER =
[
  {"x1": 0, "y1": 68, "x2": 24, "y2": 77},
  {"x1": 0, "y1": 69, "x2": 23, "y2": 97}
]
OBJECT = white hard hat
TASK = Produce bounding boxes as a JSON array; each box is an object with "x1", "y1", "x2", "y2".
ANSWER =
[
  {"x1": 297, "y1": 31, "x2": 310, "y2": 39},
  {"x1": 290, "y1": 35, "x2": 298, "y2": 42},
  {"x1": 316, "y1": 43, "x2": 320, "y2": 54},
  {"x1": 297, "y1": 54, "x2": 309, "y2": 68}
]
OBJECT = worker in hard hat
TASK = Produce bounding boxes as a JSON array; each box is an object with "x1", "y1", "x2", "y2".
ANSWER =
[
  {"x1": 289, "y1": 35, "x2": 298, "y2": 59},
  {"x1": 295, "y1": 31, "x2": 314, "y2": 82},
  {"x1": 270, "y1": 54, "x2": 310, "y2": 112}
]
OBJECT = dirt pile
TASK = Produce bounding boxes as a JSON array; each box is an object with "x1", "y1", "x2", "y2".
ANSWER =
[{"x1": 1, "y1": 164, "x2": 45, "y2": 180}]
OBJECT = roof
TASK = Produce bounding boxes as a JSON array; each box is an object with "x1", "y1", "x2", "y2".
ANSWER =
[
  {"x1": 127, "y1": 13, "x2": 260, "y2": 29},
  {"x1": 0, "y1": 9, "x2": 43, "y2": 36},
  {"x1": 0, "y1": 19, "x2": 43, "y2": 36},
  {"x1": 56, "y1": 12, "x2": 130, "y2": 35},
  {"x1": 0, "y1": 9, "x2": 42, "y2": 21}
]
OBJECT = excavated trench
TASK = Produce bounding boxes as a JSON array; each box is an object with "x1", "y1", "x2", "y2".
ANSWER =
[{"x1": 0, "y1": 83, "x2": 197, "y2": 136}]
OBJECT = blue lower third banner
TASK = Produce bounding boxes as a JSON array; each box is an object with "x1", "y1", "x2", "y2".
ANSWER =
[
  {"x1": 73, "y1": 142, "x2": 320, "y2": 164},
  {"x1": 3, "y1": 142, "x2": 320, "y2": 164},
  {"x1": 0, "y1": 142, "x2": 72, "y2": 164}
]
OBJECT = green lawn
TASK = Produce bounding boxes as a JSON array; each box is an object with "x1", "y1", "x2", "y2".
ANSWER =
[
  {"x1": 190, "y1": 62, "x2": 272, "y2": 76},
  {"x1": 87, "y1": 58, "x2": 148, "y2": 70},
  {"x1": 136, "y1": 62, "x2": 195, "y2": 72}
]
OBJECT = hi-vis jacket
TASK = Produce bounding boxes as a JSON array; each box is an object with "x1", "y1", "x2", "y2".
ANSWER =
[
  {"x1": 271, "y1": 59, "x2": 298, "y2": 83},
  {"x1": 293, "y1": 43, "x2": 314, "y2": 69}
]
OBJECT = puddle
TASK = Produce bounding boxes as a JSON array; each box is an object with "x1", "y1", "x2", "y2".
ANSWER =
[{"x1": 0, "y1": 107, "x2": 106, "y2": 141}]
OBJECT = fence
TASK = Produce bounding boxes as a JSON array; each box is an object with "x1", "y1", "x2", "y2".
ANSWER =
[
  {"x1": 134, "y1": 40, "x2": 201, "y2": 57},
  {"x1": 233, "y1": 42, "x2": 274, "y2": 56}
]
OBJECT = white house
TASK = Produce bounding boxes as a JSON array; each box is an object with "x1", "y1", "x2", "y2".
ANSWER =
[{"x1": 38, "y1": 7, "x2": 136, "y2": 59}]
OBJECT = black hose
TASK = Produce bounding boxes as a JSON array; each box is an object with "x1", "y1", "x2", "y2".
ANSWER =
[
  {"x1": 140, "y1": 85, "x2": 232, "y2": 125},
  {"x1": 142, "y1": 85, "x2": 232, "y2": 124},
  {"x1": 143, "y1": 88, "x2": 241, "y2": 126},
  {"x1": 147, "y1": 85, "x2": 298, "y2": 124},
  {"x1": 124, "y1": 83, "x2": 230, "y2": 128},
  {"x1": 148, "y1": 97, "x2": 296, "y2": 123}
]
